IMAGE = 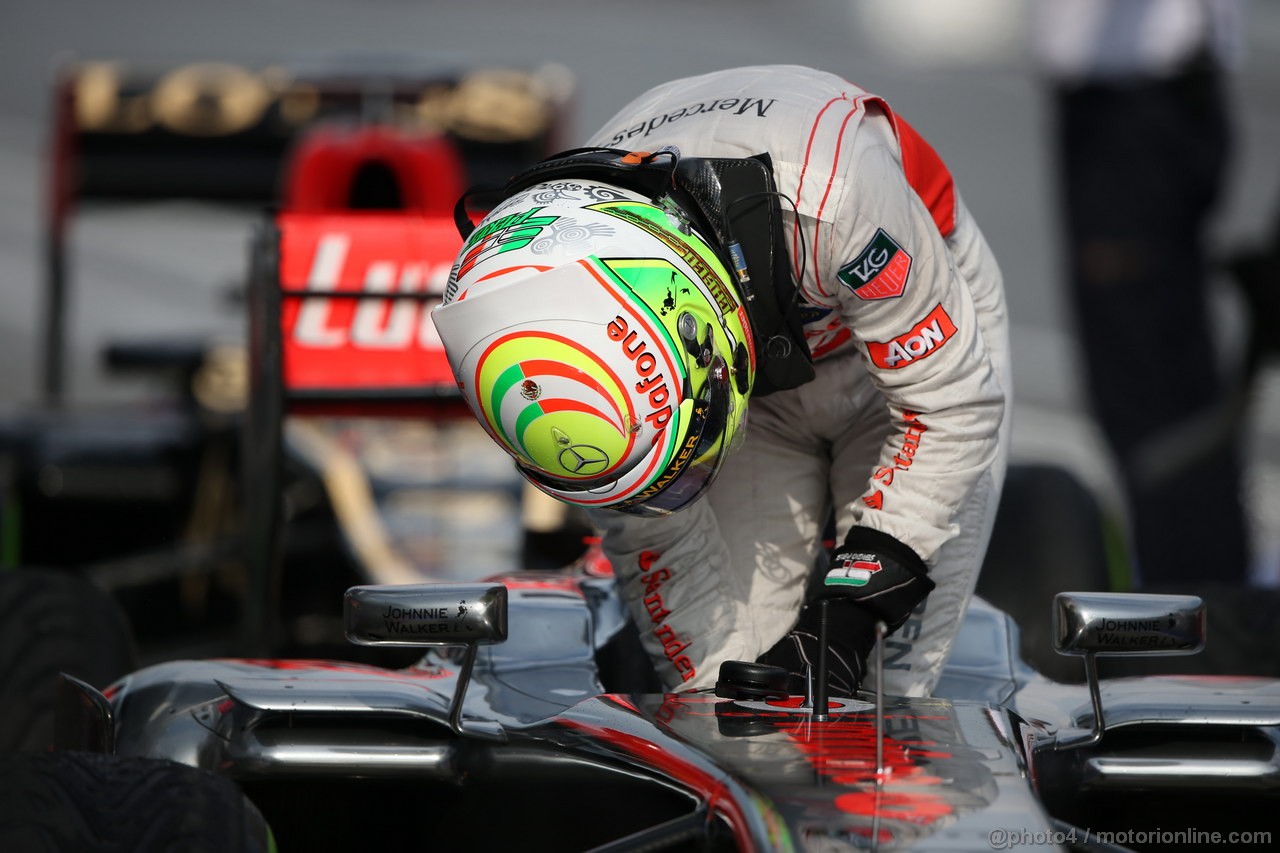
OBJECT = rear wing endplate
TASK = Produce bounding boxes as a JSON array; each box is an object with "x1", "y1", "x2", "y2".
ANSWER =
[{"x1": 242, "y1": 210, "x2": 468, "y2": 653}]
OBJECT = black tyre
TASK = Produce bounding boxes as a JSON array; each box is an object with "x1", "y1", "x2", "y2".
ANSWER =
[
  {"x1": 977, "y1": 464, "x2": 1113, "y2": 682},
  {"x1": 0, "y1": 570, "x2": 137, "y2": 751},
  {"x1": 0, "y1": 750, "x2": 273, "y2": 852}
]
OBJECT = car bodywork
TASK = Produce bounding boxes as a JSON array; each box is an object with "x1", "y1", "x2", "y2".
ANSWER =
[{"x1": 59, "y1": 571, "x2": 1280, "y2": 851}]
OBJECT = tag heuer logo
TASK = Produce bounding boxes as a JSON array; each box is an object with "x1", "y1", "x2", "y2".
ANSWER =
[{"x1": 837, "y1": 229, "x2": 912, "y2": 300}]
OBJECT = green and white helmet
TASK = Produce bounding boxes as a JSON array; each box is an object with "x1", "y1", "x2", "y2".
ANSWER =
[{"x1": 432, "y1": 178, "x2": 755, "y2": 516}]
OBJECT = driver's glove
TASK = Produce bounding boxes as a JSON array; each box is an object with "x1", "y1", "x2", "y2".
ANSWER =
[{"x1": 756, "y1": 526, "x2": 934, "y2": 695}]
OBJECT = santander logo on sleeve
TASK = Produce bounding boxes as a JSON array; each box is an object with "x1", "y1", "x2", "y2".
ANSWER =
[{"x1": 867, "y1": 303, "x2": 956, "y2": 369}]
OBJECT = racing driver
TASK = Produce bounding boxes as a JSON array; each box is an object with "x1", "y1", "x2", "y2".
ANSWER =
[{"x1": 433, "y1": 65, "x2": 1010, "y2": 697}]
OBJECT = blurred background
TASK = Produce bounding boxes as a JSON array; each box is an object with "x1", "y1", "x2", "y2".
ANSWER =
[{"x1": 0, "y1": 0, "x2": 1276, "y2": 588}]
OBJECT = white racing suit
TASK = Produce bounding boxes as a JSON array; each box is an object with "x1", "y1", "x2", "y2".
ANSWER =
[{"x1": 584, "y1": 65, "x2": 1011, "y2": 697}]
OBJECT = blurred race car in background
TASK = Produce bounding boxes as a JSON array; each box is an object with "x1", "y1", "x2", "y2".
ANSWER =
[
  {"x1": 39, "y1": 54, "x2": 576, "y2": 403},
  {"x1": 0, "y1": 55, "x2": 584, "y2": 749}
]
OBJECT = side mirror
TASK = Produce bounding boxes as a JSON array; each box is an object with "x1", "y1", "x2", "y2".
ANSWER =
[
  {"x1": 345, "y1": 582, "x2": 508, "y2": 741},
  {"x1": 1050, "y1": 592, "x2": 1204, "y2": 751},
  {"x1": 1053, "y1": 591, "x2": 1205, "y2": 657},
  {"x1": 345, "y1": 582, "x2": 508, "y2": 647}
]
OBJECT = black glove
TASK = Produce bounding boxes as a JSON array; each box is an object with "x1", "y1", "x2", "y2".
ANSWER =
[
  {"x1": 757, "y1": 527, "x2": 935, "y2": 695},
  {"x1": 825, "y1": 526, "x2": 935, "y2": 632},
  {"x1": 757, "y1": 597, "x2": 877, "y2": 696}
]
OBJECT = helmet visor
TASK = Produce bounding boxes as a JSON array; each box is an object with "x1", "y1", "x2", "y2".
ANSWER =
[{"x1": 608, "y1": 349, "x2": 741, "y2": 517}]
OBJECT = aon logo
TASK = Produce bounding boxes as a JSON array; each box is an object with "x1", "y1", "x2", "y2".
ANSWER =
[{"x1": 867, "y1": 304, "x2": 956, "y2": 369}]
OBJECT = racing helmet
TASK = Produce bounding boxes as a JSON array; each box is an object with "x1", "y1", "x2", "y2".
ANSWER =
[{"x1": 432, "y1": 178, "x2": 755, "y2": 516}]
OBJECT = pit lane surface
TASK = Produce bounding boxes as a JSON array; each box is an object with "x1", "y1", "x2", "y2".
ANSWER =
[{"x1": 0, "y1": 0, "x2": 1277, "y2": 576}]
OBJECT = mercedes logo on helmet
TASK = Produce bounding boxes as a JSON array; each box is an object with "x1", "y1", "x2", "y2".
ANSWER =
[
  {"x1": 555, "y1": 440, "x2": 609, "y2": 473},
  {"x1": 556, "y1": 443, "x2": 610, "y2": 476},
  {"x1": 551, "y1": 428, "x2": 610, "y2": 476}
]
